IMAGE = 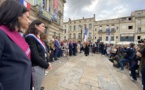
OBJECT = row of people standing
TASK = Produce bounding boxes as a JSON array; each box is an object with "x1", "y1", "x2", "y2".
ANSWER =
[{"x1": 0, "y1": 1, "x2": 52, "y2": 90}]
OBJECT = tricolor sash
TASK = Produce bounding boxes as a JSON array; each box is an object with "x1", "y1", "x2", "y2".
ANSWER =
[
  {"x1": 25, "y1": 34, "x2": 46, "y2": 53},
  {"x1": 0, "y1": 25, "x2": 31, "y2": 59}
]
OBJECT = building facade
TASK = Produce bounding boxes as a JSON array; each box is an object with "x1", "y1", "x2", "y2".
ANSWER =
[
  {"x1": 0, "y1": 0, "x2": 66, "y2": 40},
  {"x1": 63, "y1": 15, "x2": 95, "y2": 42},
  {"x1": 26, "y1": 0, "x2": 66, "y2": 40},
  {"x1": 63, "y1": 10, "x2": 145, "y2": 44}
]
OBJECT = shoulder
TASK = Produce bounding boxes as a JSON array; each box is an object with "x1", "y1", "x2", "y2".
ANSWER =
[
  {"x1": 0, "y1": 30, "x2": 9, "y2": 43},
  {"x1": 0, "y1": 30, "x2": 7, "y2": 38},
  {"x1": 25, "y1": 35, "x2": 36, "y2": 42}
]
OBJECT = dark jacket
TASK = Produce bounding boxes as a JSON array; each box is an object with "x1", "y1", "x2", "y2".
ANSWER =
[
  {"x1": 0, "y1": 30, "x2": 31, "y2": 90},
  {"x1": 25, "y1": 36, "x2": 49, "y2": 69},
  {"x1": 121, "y1": 47, "x2": 135, "y2": 60}
]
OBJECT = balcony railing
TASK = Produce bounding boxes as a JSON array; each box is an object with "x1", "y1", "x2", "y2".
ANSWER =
[
  {"x1": 106, "y1": 28, "x2": 116, "y2": 33},
  {"x1": 111, "y1": 28, "x2": 116, "y2": 33},
  {"x1": 88, "y1": 37, "x2": 92, "y2": 39},
  {"x1": 98, "y1": 30, "x2": 102, "y2": 34}
]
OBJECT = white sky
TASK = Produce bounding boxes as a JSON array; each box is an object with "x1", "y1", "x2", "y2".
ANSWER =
[{"x1": 63, "y1": 0, "x2": 145, "y2": 22}]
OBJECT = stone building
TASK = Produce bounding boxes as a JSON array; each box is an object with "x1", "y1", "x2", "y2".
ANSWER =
[
  {"x1": 0, "y1": 0, "x2": 66, "y2": 40},
  {"x1": 63, "y1": 15, "x2": 95, "y2": 42},
  {"x1": 63, "y1": 10, "x2": 145, "y2": 44}
]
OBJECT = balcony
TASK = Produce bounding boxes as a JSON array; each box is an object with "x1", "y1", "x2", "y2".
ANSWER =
[
  {"x1": 106, "y1": 28, "x2": 116, "y2": 33},
  {"x1": 137, "y1": 29, "x2": 145, "y2": 33},
  {"x1": 111, "y1": 28, "x2": 116, "y2": 33},
  {"x1": 88, "y1": 37, "x2": 92, "y2": 39}
]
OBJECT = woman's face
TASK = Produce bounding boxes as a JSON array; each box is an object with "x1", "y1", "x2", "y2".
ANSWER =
[
  {"x1": 18, "y1": 12, "x2": 31, "y2": 30},
  {"x1": 35, "y1": 23, "x2": 46, "y2": 34}
]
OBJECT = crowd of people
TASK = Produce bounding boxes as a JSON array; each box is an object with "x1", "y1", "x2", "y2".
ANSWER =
[{"x1": 0, "y1": 0, "x2": 145, "y2": 90}]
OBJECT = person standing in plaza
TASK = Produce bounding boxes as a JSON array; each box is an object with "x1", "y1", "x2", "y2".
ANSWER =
[
  {"x1": 25, "y1": 20, "x2": 52, "y2": 90},
  {"x1": 84, "y1": 42, "x2": 89, "y2": 56},
  {"x1": 54, "y1": 37, "x2": 60, "y2": 60},
  {"x1": 0, "y1": 0, "x2": 32, "y2": 90},
  {"x1": 69, "y1": 40, "x2": 73, "y2": 56},
  {"x1": 72, "y1": 40, "x2": 77, "y2": 56}
]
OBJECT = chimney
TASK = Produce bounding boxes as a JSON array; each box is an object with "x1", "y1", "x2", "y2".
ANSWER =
[
  {"x1": 69, "y1": 18, "x2": 71, "y2": 22},
  {"x1": 94, "y1": 14, "x2": 95, "y2": 18}
]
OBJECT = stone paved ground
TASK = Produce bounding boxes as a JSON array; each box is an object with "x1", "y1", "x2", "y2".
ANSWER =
[{"x1": 42, "y1": 53, "x2": 142, "y2": 90}]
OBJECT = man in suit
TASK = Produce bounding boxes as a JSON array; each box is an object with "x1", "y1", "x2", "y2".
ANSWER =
[{"x1": 54, "y1": 37, "x2": 60, "y2": 60}]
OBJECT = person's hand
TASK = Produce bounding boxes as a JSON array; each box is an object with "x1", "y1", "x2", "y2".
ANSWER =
[
  {"x1": 136, "y1": 52, "x2": 142, "y2": 57},
  {"x1": 48, "y1": 62, "x2": 52, "y2": 70}
]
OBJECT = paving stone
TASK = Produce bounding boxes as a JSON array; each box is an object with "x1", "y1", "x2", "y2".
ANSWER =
[
  {"x1": 57, "y1": 68, "x2": 83, "y2": 90},
  {"x1": 80, "y1": 78, "x2": 99, "y2": 87},
  {"x1": 42, "y1": 54, "x2": 142, "y2": 90},
  {"x1": 77, "y1": 83, "x2": 92, "y2": 90},
  {"x1": 97, "y1": 74, "x2": 121, "y2": 90},
  {"x1": 55, "y1": 62, "x2": 75, "y2": 74}
]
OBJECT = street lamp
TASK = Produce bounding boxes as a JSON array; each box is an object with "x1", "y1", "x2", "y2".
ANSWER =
[{"x1": 79, "y1": 25, "x2": 83, "y2": 42}]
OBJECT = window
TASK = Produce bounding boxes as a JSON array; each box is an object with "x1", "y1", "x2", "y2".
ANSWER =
[
  {"x1": 137, "y1": 13, "x2": 141, "y2": 17},
  {"x1": 74, "y1": 25, "x2": 76, "y2": 31},
  {"x1": 89, "y1": 33, "x2": 92, "y2": 39},
  {"x1": 89, "y1": 23, "x2": 92, "y2": 29},
  {"x1": 122, "y1": 17, "x2": 126, "y2": 21},
  {"x1": 69, "y1": 34, "x2": 71, "y2": 38},
  {"x1": 122, "y1": 25, "x2": 126, "y2": 29},
  {"x1": 138, "y1": 27, "x2": 141, "y2": 32},
  {"x1": 44, "y1": 27, "x2": 48, "y2": 34},
  {"x1": 78, "y1": 33, "x2": 81, "y2": 39},
  {"x1": 64, "y1": 36, "x2": 66, "y2": 40},
  {"x1": 34, "y1": 0, "x2": 39, "y2": 5},
  {"x1": 42, "y1": 0, "x2": 48, "y2": 11},
  {"x1": 111, "y1": 36, "x2": 114, "y2": 41},
  {"x1": 116, "y1": 36, "x2": 118, "y2": 39},
  {"x1": 128, "y1": 26, "x2": 133, "y2": 29},
  {"x1": 58, "y1": 33, "x2": 60, "y2": 39},
  {"x1": 64, "y1": 29, "x2": 66, "y2": 33},
  {"x1": 128, "y1": 17, "x2": 132, "y2": 21},
  {"x1": 54, "y1": 32, "x2": 56, "y2": 37},
  {"x1": 137, "y1": 36, "x2": 141, "y2": 40},
  {"x1": 106, "y1": 36, "x2": 108, "y2": 41},
  {"x1": 69, "y1": 26, "x2": 71, "y2": 31},
  {"x1": 84, "y1": 24, "x2": 86, "y2": 28},
  {"x1": 73, "y1": 33, "x2": 76, "y2": 39},
  {"x1": 138, "y1": 20, "x2": 141, "y2": 25},
  {"x1": 99, "y1": 37, "x2": 102, "y2": 41},
  {"x1": 116, "y1": 27, "x2": 118, "y2": 30},
  {"x1": 99, "y1": 26, "x2": 102, "y2": 30}
]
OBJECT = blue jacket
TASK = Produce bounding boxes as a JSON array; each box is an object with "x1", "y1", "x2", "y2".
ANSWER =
[
  {"x1": 54, "y1": 40, "x2": 60, "y2": 49},
  {"x1": 0, "y1": 30, "x2": 31, "y2": 90}
]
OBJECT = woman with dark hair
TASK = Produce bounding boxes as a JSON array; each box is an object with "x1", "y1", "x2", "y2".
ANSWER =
[
  {"x1": 25, "y1": 20, "x2": 52, "y2": 90},
  {"x1": 0, "y1": 0, "x2": 31, "y2": 90}
]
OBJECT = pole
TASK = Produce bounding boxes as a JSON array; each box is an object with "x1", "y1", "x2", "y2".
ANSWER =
[{"x1": 81, "y1": 29, "x2": 82, "y2": 42}]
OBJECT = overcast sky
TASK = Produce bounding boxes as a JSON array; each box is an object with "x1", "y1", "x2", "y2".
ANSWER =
[{"x1": 63, "y1": 0, "x2": 145, "y2": 22}]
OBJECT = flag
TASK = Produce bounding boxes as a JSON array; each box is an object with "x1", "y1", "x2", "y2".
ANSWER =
[
  {"x1": 54, "y1": 0, "x2": 58, "y2": 10},
  {"x1": 20, "y1": 0, "x2": 31, "y2": 11},
  {"x1": 52, "y1": 9, "x2": 58, "y2": 20},
  {"x1": 107, "y1": 27, "x2": 111, "y2": 44},
  {"x1": 52, "y1": 0, "x2": 58, "y2": 20},
  {"x1": 84, "y1": 27, "x2": 88, "y2": 42}
]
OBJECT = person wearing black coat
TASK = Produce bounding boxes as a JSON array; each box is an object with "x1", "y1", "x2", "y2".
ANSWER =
[
  {"x1": 84, "y1": 43, "x2": 89, "y2": 56},
  {"x1": 119, "y1": 43, "x2": 135, "y2": 71},
  {"x1": 0, "y1": 1, "x2": 32, "y2": 90},
  {"x1": 25, "y1": 20, "x2": 52, "y2": 90}
]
